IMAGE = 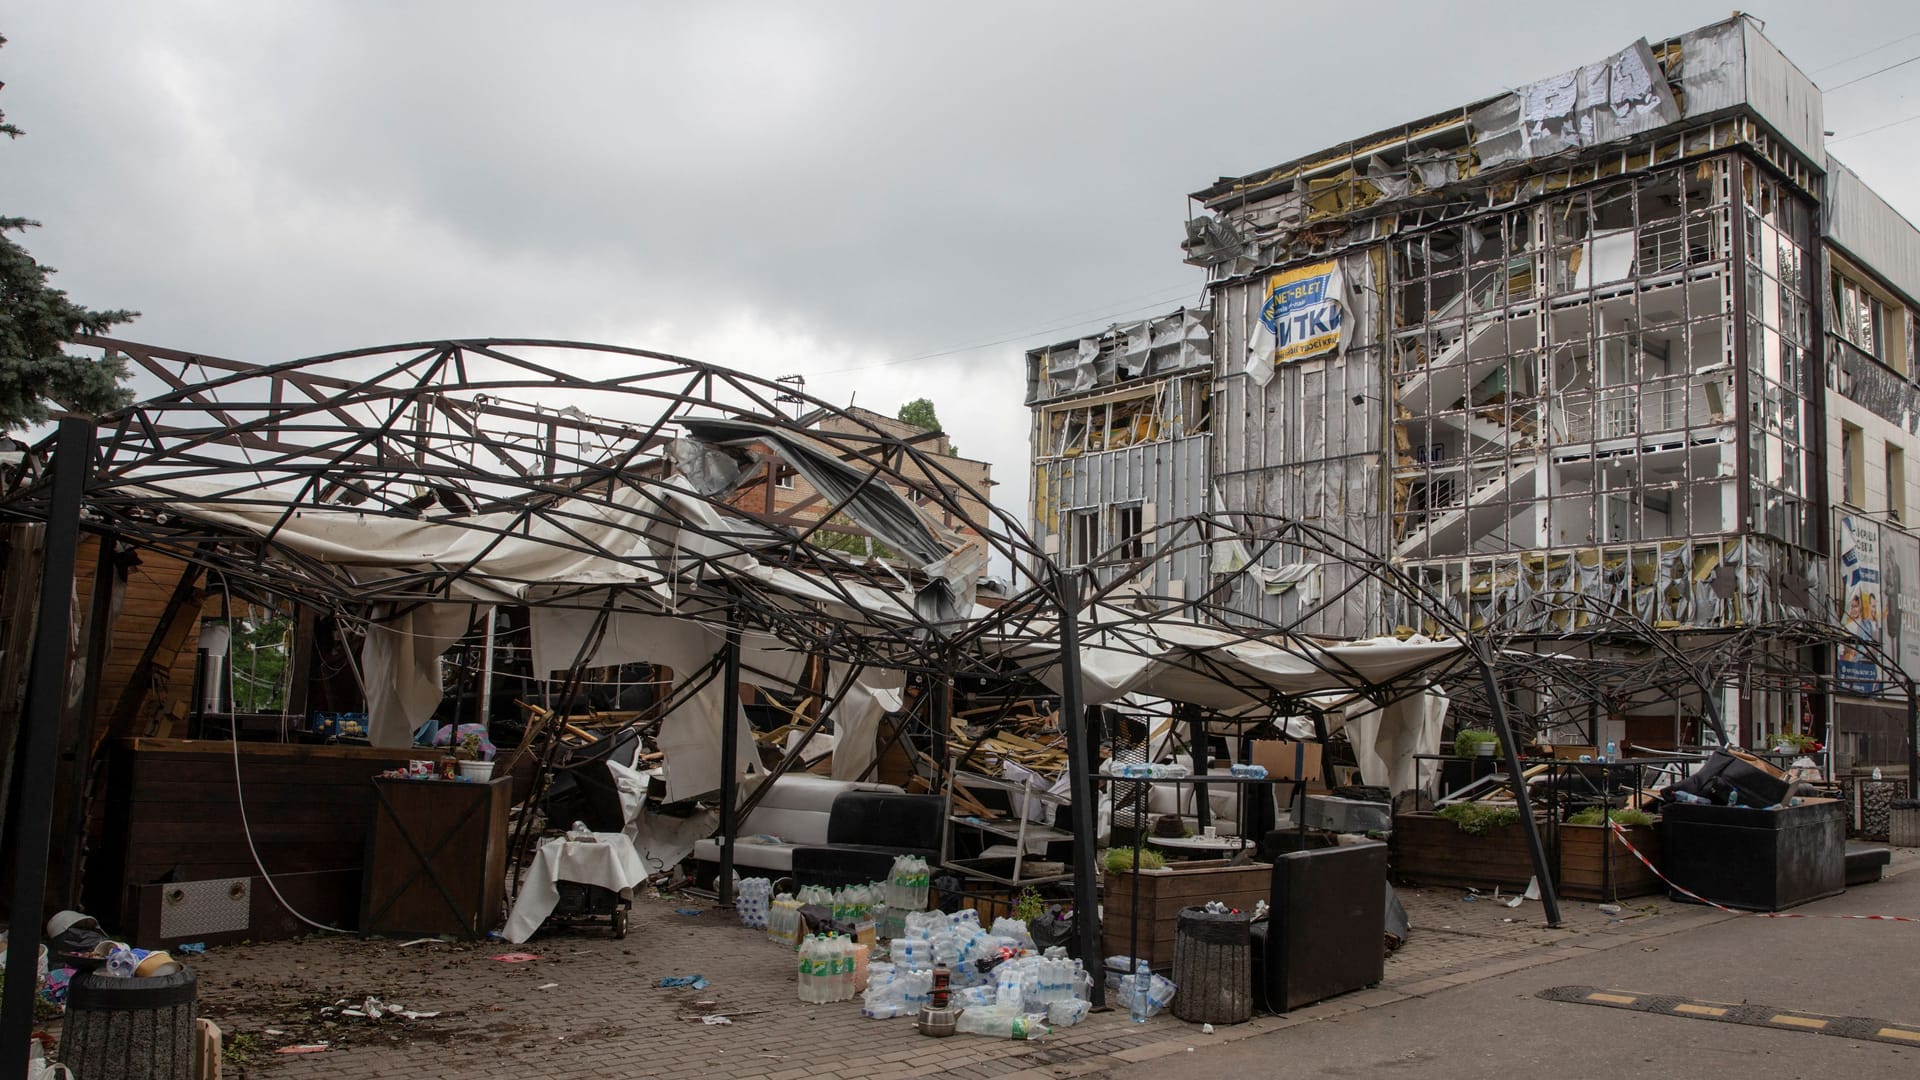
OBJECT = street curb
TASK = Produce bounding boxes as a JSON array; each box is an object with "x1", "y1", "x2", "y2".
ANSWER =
[{"x1": 994, "y1": 908, "x2": 1745, "y2": 1079}]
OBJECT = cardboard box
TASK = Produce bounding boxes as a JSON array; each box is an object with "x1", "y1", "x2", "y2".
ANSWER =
[{"x1": 1250, "y1": 740, "x2": 1326, "y2": 791}]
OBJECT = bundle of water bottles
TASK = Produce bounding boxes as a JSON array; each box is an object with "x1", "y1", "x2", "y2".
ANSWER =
[
  {"x1": 861, "y1": 908, "x2": 1097, "y2": 1036},
  {"x1": 796, "y1": 932, "x2": 866, "y2": 1003},
  {"x1": 1102, "y1": 955, "x2": 1178, "y2": 1020}
]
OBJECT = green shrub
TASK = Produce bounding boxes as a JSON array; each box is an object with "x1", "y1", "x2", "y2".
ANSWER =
[
  {"x1": 1452, "y1": 728, "x2": 1501, "y2": 758},
  {"x1": 1102, "y1": 846, "x2": 1166, "y2": 873},
  {"x1": 1435, "y1": 802, "x2": 1521, "y2": 834},
  {"x1": 1566, "y1": 807, "x2": 1654, "y2": 827}
]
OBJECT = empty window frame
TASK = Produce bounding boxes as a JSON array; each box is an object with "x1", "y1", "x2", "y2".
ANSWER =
[
  {"x1": 1889, "y1": 444, "x2": 1906, "y2": 523},
  {"x1": 1842, "y1": 422, "x2": 1864, "y2": 508},
  {"x1": 1114, "y1": 504, "x2": 1145, "y2": 560},
  {"x1": 1068, "y1": 509, "x2": 1099, "y2": 567}
]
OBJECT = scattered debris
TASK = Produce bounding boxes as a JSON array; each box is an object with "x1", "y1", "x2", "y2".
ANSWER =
[
  {"x1": 674, "y1": 908, "x2": 703, "y2": 917},
  {"x1": 701, "y1": 1015, "x2": 734, "y2": 1025},
  {"x1": 537, "y1": 983, "x2": 560, "y2": 991},
  {"x1": 490, "y1": 953, "x2": 541, "y2": 963},
  {"x1": 176, "y1": 942, "x2": 207, "y2": 955},
  {"x1": 276, "y1": 1044, "x2": 331, "y2": 1055},
  {"x1": 659, "y1": 975, "x2": 709, "y2": 990}
]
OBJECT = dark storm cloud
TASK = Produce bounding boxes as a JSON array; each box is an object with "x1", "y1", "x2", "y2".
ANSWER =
[{"x1": 4, "y1": 0, "x2": 1918, "y2": 523}]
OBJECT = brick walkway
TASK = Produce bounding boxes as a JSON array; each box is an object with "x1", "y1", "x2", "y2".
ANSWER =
[{"x1": 174, "y1": 850, "x2": 1916, "y2": 1078}]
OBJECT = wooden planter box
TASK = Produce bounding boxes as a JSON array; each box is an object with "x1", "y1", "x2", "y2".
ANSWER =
[
  {"x1": 1557, "y1": 822, "x2": 1662, "y2": 901},
  {"x1": 1390, "y1": 812, "x2": 1539, "y2": 892},
  {"x1": 1103, "y1": 859, "x2": 1270, "y2": 970}
]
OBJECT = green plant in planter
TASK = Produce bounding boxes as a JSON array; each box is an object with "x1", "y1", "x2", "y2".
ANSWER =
[
  {"x1": 1566, "y1": 807, "x2": 1654, "y2": 827},
  {"x1": 1435, "y1": 803, "x2": 1521, "y2": 834},
  {"x1": 1101, "y1": 846, "x2": 1166, "y2": 873},
  {"x1": 1452, "y1": 728, "x2": 1501, "y2": 758},
  {"x1": 452, "y1": 732, "x2": 486, "y2": 761},
  {"x1": 1011, "y1": 887, "x2": 1046, "y2": 923},
  {"x1": 1770, "y1": 732, "x2": 1821, "y2": 753}
]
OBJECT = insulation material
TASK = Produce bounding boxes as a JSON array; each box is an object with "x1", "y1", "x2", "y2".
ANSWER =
[{"x1": 1470, "y1": 38, "x2": 1680, "y2": 170}]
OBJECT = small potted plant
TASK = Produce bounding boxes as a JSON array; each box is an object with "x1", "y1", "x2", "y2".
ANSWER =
[
  {"x1": 1453, "y1": 728, "x2": 1501, "y2": 759},
  {"x1": 451, "y1": 731, "x2": 494, "y2": 781},
  {"x1": 1770, "y1": 731, "x2": 1821, "y2": 755}
]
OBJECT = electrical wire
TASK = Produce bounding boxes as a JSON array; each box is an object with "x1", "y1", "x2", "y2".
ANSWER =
[
  {"x1": 1808, "y1": 31, "x2": 1920, "y2": 77},
  {"x1": 810, "y1": 284, "x2": 1206, "y2": 376},
  {"x1": 216, "y1": 570, "x2": 351, "y2": 934},
  {"x1": 1825, "y1": 52, "x2": 1920, "y2": 92},
  {"x1": 1828, "y1": 112, "x2": 1920, "y2": 144}
]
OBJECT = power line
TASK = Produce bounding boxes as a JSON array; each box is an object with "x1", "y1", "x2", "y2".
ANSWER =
[
  {"x1": 1829, "y1": 111, "x2": 1920, "y2": 144},
  {"x1": 1808, "y1": 31, "x2": 1920, "y2": 76},
  {"x1": 1825, "y1": 52, "x2": 1920, "y2": 92},
  {"x1": 811, "y1": 285, "x2": 1205, "y2": 376}
]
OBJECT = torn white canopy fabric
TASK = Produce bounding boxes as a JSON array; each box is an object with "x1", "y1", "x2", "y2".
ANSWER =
[
  {"x1": 827, "y1": 668, "x2": 907, "y2": 782},
  {"x1": 528, "y1": 608, "x2": 811, "y2": 803},
  {"x1": 1341, "y1": 689, "x2": 1449, "y2": 795},
  {"x1": 1008, "y1": 604, "x2": 1464, "y2": 711},
  {"x1": 362, "y1": 604, "x2": 487, "y2": 746}
]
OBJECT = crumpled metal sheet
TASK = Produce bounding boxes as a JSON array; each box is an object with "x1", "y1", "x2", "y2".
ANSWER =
[
  {"x1": 1469, "y1": 38, "x2": 1680, "y2": 170},
  {"x1": 677, "y1": 416, "x2": 980, "y2": 621}
]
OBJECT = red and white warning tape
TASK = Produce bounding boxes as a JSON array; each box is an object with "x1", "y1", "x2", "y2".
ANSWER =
[{"x1": 1605, "y1": 819, "x2": 1919, "y2": 923}]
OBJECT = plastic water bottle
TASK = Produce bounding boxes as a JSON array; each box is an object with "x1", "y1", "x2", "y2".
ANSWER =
[
  {"x1": 837, "y1": 936, "x2": 854, "y2": 1002},
  {"x1": 1604, "y1": 741, "x2": 1618, "y2": 763},
  {"x1": 1128, "y1": 963, "x2": 1150, "y2": 1023},
  {"x1": 797, "y1": 935, "x2": 815, "y2": 1003}
]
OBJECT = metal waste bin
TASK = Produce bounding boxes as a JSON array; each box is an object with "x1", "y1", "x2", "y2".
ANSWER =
[
  {"x1": 59, "y1": 967, "x2": 198, "y2": 1079},
  {"x1": 1171, "y1": 907, "x2": 1252, "y2": 1024}
]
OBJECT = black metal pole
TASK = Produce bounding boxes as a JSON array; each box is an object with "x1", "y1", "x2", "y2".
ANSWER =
[
  {"x1": 58, "y1": 532, "x2": 118, "y2": 908},
  {"x1": 1477, "y1": 653, "x2": 1562, "y2": 927},
  {"x1": 1908, "y1": 678, "x2": 1918, "y2": 802},
  {"x1": 1184, "y1": 703, "x2": 1210, "y2": 832},
  {"x1": 716, "y1": 620, "x2": 743, "y2": 908},
  {"x1": 3, "y1": 419, "x2": 93, "y2": 1073},
  {"x1": 1055, "y1": 572, "x2": 1104, "y2": 1005}
]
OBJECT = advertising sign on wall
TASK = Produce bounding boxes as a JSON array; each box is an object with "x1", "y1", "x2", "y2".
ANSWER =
[
  {"x1": 1257, "y1": 260, "x2": 1345, "y2": 365},
  {"x1": 1836, "y1": 512, "x2": 1885, "y2": 695}
]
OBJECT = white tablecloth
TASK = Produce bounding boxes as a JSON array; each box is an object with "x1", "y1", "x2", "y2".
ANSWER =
[{"x1": 503, "y1": 832, "x2": 649, "y2": 944}]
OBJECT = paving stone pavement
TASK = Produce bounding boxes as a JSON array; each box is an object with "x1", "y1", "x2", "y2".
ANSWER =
[{"x1": 172, "y1": 849, "x2": 1916, "y2": 1078}]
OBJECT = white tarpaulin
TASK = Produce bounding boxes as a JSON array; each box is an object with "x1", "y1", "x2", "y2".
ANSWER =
[
  {"x1": 1010, "y1": 604, "x2": 1464, "y2": 710},
  {"x1": 827, "y1": 668, "x2": 907, "y2": 782},
  {"x1": 1341, "y1": 689, "x2": 1449, "y2": 795},
  {"x1": 528, "y1": 608, "x2": 810, "y2": 802}
]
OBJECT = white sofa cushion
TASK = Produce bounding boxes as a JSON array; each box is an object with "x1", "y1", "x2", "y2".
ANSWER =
[
  {"x1": 691, "y1": 836, "x2": 795, "y2": 872},
  {"x1": 691, "y1": 774, "x2": 906, "y2": 870}
]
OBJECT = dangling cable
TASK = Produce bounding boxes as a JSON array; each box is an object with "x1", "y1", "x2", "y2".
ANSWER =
[{"x1": 216, "y1": 570, "x2": 349, "y2": 933}]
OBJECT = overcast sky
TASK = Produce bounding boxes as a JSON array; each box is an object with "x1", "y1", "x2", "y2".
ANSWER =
[{"x1": 6, "y1": 1, "x2": 1919, "y2": 530}]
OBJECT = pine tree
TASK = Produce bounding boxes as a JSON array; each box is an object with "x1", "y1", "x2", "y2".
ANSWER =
[{"x1": 1, "y1": 33, "x2": 136, "y2": 431}]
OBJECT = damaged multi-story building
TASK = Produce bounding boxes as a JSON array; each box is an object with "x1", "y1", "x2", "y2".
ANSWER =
[{"x1": 1028, "y1": 14, "x2": 1920, "y2": 770}]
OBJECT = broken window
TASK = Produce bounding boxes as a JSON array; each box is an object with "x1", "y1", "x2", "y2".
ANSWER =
[
  {"x1": 1115, "y1": 504, "x2": 1145, "y2": 561},
  {"x1": 1069, "y1": 509, "x2": 1099, "y2": 567}
]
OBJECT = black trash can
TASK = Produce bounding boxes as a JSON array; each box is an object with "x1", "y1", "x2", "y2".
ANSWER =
[
  {"x1": 1172, "y1": 906, "x2": 1253, "y2": 1024},
  {"x1": 59, "y1": 967, "x2": 198, "y2": 1080}
]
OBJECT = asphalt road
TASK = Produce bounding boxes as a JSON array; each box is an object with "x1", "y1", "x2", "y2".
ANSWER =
[{"x1": 1094, "y1": 865, "x2": 1920, "y2": 1080}]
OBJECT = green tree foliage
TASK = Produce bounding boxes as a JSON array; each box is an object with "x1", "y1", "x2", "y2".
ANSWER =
[
  {"x1": 225, "y1": 614, "x2": 292, "y2": 713},
  {"x1": 897, "y1": 397, "x2": 941, "y2": 432},
  {"x1": 896, "y1": 397, "x2": 957, "y2": 456},
  {"x1": 1, "y1": 34, "x2": 136, "y2": 431}
]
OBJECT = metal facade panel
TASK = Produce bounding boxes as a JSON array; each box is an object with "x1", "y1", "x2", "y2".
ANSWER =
[
  {"x1": 1825, "y1": 159, "x2": 1920, "y2": 307},
  {"x1": 1739, "y1": 20, "x2": 1825, "y2": 169}
]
